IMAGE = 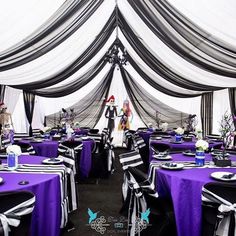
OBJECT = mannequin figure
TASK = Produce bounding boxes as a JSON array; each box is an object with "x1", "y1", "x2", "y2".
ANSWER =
[
  {"x1": 105, "y1": 95, "x2": 118, "y2": 137},
  {"x1": 0, "y1": 102, "x2": 14, "y2": 133},
  {"x1": 118, "y1": 99, "x2": 133, "y2": 130}
]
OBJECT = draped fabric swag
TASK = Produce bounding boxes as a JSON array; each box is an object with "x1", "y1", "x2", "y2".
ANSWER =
[
  {"x1": 201, "y1": 92, "x2": 213, "y2": 137},
  {"x1": 0, "y1": 0, "x2": 235, "y2": 133},
  {"x1": 23, "y1": 91, "x2": 35, "y2": 136},
  {"x1": 228, "y1": 88, "x2": 236, "y2": 129},
  {"x1": 0, "y1": 85, "x2": 5, "y2": 102}
]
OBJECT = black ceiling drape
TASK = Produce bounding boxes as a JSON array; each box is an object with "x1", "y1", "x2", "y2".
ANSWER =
[
  {"x1": 11, "y1": 10, "x2": 116, "y2": 90},
  {"x1": 201, "y1": 92, "x2": 213, "y2": 137},
  {"x1": 120, "y1": 66, "x2": 189, "y2": 128},
  {"x1": 118, "y1": 10, "x2": 225, "y2": 91},
  {"x1": 0, "y1": 0, "x2": 104, "y2": 71},
  {"x1": 46, "y1": 65, "x2": 115, "y2": 128},
  {"x1": 23, "y1": 91, "x2": 35, "y2": 136},
  {"x1": 0, "y1": 85, "x2": 5, "y2": 102},
  {"x1": 127, "y1": 0, "x2": 236, "y2": 77}
]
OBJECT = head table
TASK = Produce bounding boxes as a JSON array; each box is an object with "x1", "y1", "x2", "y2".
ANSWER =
[
  {"x1": 0, "y1": 155, "x2": 64, "y2": 236},
  {"x1": 150, "y1": 153, "x2": 236, "y2": 236}
]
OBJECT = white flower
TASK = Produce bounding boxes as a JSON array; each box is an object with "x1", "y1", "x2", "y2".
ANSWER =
[
  {"x1": 195, "y1": 128, "x2": 202, "y2": 133},
  {"x1": 6, "y1": 145, "x2": 22, "y2": 156},
  {"x1": 66, "y1": 127, "x2": 74, "y2": 134},
  {"x1": 195, "y1": 139, "x2": 209, "y2": 151},
  {"x1": 161, "y1": 122, "x2": 168, "y2": 131},
  {"x1": 175, "y1": 127, "x2": 184, "y2": 135},
  {"x1": 42, "y1": 126, "x2": 51, "y2": 133}
]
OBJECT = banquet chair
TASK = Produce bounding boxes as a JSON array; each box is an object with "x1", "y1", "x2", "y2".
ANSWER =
[
  {"x1": 201, "y1": 182, "x2": 236, "y2": 236},
  {"x1": 87, "y1": 133, "x2": 103, "y2": 153},
  {"x1": 13, "y1": 133, "x2": 29, "y2": 142},
  {"x1": 31, "y1": 129, "x2": 43, "y2": 137},
  {"x1": 133, "y1": 135, "x2": 149, "y2": 172},
  {"x1": 150, "y1": 143, "x2": 171, "y2": 154},
  {"x1": 0, "y1": 190, "x2": 35, "y2": 236},
  {"x1": 13, "y1": 142, "x2": 36, "y2": 155},
  {"x1": 124, "y1": 167, "x2": 177, "y2": 236}
]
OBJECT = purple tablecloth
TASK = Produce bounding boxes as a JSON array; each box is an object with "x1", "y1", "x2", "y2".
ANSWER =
[
  {"x1": 149, "y1": 139, "x2": 222, "y2": 161},
  {"x1": 0, "y1": 155, "x2": 61, "y2": 236},
  {"x1": 19, "y1": 139, "x2": 94, "y2": 177},
  {"x1": 20, "y1": 140, "x2": 59, "y2": 157},
  {"x1": 151, "y1": 153, "x2": 236, "y2": 236}
]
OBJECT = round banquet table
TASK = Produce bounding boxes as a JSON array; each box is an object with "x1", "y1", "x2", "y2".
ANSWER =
[
  {"x1": 0, "y1": 155, "x2": 62, "y2": 236},
  {"x1": 19, "y1": 139, "x2": 94, "y2": 178},
  {"x1": 150, "y1": 153, "x2": 236, "y2": 236},
  {"x1": 149, "y1": 138, "x2": 222, "y2": 161}
]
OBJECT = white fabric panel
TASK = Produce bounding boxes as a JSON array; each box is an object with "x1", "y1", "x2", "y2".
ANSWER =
[
  {"x1": 3, "y1": 86, "x2": 21, "y2": 114},
  {"x1": 168, "y1": 0, "x2": 236, "y2": 44},
  {"x1": 32, "y1": 96, "x2": 45, "y2": 130},
  {"x1": 0, "y1": 0, "x2": 116, "y2": 85},
  {"x1": 0, "y1": 0, "x2": 64, "y2": 52},
  {"x1": 11, "y1": 92, "x2": 28, "y2": 133},
  {"x1": 118, "y1": 0, "x2": 236, "y2": 87},
  {"x1": 212, "y1": 89, "x2": 231, "y2": 134}
]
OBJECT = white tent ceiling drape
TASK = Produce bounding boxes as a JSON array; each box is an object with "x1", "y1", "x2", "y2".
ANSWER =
[{"x1": 0, "y1": 0, "x2": 235, "y2": 138}]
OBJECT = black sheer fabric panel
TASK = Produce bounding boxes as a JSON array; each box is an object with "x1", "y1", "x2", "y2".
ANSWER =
[
  {"x1": 0, "y1": 0, "x2": 104, "y2": 71},
  {"x1": 29, "y1": 58, "x2": 107, "y2": 97},
  {"x1": 118, "y1": 11, "x2": 224, "y2": 91},
  {"x1": 0, "y1": 85, "x2": 5, "y2": 102},
  {"x1": 23, "y1": 91, "x2": 35, "y2": 136},
  {"x1": 120, "y1": 66, "x2": 189, "y2": 128},
  {"x1": 12, "y1": 11, "x2": 116, "y2": 90},
  {"x1": 127, "y1": 0, "x2": 236, "y2": 77},
  {"x1": 46, "y1": 65, "x2": 115, "y2": 128},
  {"x1": 126, "y1": 53, "x2": 201, "y2": 98},
  {"x1": 228, "y1": 88, "x2": 236, "y2": 129},
  {"x1": 46, "y1": 66, "x2": 115, "y2": 128},
  {"x1": 201, "y1": 92, "x2": 213, "y2": 137}
]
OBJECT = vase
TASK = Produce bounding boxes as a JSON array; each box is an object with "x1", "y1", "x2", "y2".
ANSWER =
[
  {"x1": 175, "y1": 134, "x2": 182, "y2": 142},
  {"x1": 195, "y1": 150, "x2": 205, "y2": 166},
  {"x1": 7, "y1": 152, "x2": 18, "y2": 170}
]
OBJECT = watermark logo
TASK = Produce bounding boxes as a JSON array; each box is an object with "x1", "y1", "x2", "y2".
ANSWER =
[{"x1": 87, "y1": 208, "x2": 151, "y2": 234}]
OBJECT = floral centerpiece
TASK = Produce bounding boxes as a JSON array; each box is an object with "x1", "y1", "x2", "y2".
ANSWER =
[
  {"x1": 6, "y1": 144, "x2": 22, "y2": 169},
  {"x1": 161, "y1": 122, "x2": 168, "y2": 132},
  {"x1": 195, "y1": 139, "x2": 209, "y2": 166},
  {"x1": 41, "y1": 126, "x2": 51, "y2": 133},
  {"x1": 175, "y1": 127, "x2": 184, "y2": 135},
  {"x1": 195, "y1": 127, "x2": 203, "y2": 140},
  {"x1": 195, "y1": 139, "x2": 209, "y2": 152},
  {"x1": 175, "y1": 127, "x2": 184, "y2": 142}
]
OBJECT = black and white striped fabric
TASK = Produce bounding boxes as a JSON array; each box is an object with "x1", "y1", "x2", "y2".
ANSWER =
[
  {"x1": 13, "y1": 133, "x2": 29, "y2": 141},
  {"x1": 25, "y1": 145, "x2": 36, "y2": 155},
  {"x1": 1, "y1": 138, "x2": 11, "y2": 149},
  {"x1": 0, "y1": 191, "x2": 35, "y2": 236},
  {"x1": 16, "y1": 164, "x2": 69, "y2": 228},
  {"x1": 119, "y1": 150, "x2": 143, "y2": 171},
  {"x1": 101, "y1": 128, "x2": 109, "y2": 145},
  {"x1": 133, "y1": 135, "x2": 146, "y2": 150},
  {"x1": 119, "y1": 150, "x2": 144, "y2": 201},
  {"x1": 32, "y1": 129, "x2": 42, "y2": 137},
  {"x1": 125, "y1": 170, "x2": 147, "y2": 236},
  {"x1": 202, "y1": 184, "x2": 236, "y2": 236},
  {"x1": 104, "y1": 139, "x2": 115, "y2": 173}
]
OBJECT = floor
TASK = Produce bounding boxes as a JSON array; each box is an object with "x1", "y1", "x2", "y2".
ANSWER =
[{"x1": 62, "y1": 147, "x2": 127, "y2": 236}]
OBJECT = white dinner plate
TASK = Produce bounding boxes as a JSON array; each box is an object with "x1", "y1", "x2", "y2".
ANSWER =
[
  {"x1": 42, "y1": 157, "x2": 63, "y2": 165},
  {"x1": 211, "y1": 151, "x2": 229, "y2": 157},
  {"x1": 0, "y1": 177, "x2": 4, "y2": 185},
  {"x1": 183, "y1": 151, "x2": 196, "y2": 156},
  {"x1": 210, "y1": 172, "x2": 236, "y2": 182},
  {"x1": 153, "y1": 155, "x2": 172, "y2": 160},
  {"x1": 151, "y1": 136, "x2": 162, "y2": 140},
  {"x1": 161, "y1": 163, "x2": 184, "y2": 170}
]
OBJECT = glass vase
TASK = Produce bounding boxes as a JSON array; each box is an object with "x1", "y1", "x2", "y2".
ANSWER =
[
  {"x1": 175, "y1": 134, "x2": 182, "y2": 142},
  {"x1": 195, "y1": 150, "x2": 205, "y2": 166}
]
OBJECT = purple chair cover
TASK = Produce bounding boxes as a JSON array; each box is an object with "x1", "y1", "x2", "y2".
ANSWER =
[{"x1": 151, "y1": 153, "x2": 236, "y2": 236}]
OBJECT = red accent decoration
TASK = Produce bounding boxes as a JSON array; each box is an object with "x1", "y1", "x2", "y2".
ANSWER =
[{"x1": 106, "y1": 95, "x2": 115, "y2": 103}]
